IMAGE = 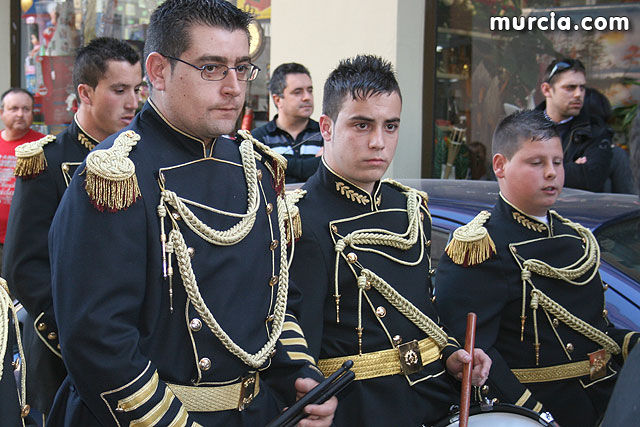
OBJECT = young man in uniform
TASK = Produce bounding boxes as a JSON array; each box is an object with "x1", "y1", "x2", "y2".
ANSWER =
[
  {"x1": 46, "y1": 1, "x2": 336, "y2": 425},
  {"x1": 289, "y1": 55, "x2": 491, "y2": 425},
  {"x1": 252, "y1": 62, "x2": 323, "y2": 183},
  {"x1": 3, "y1": 37, "x2": 142, "y2": 422},
  {"x1": 436, "y1": 110, "x2": 639, "y2": 427}
]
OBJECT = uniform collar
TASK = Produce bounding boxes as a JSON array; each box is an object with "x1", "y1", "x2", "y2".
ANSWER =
[
  {"x1": 318, "y1": 158, "x2": 382, "y2": 211},
  {"x1": 73, "y1": 115, "x2": 101, "y2": 150},
  {"x1": 498, "y1": 193, "x2": 553, "y2": 234}
]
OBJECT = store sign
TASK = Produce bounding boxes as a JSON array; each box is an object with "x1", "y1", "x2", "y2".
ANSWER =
[{"x1": 238, "y1": 0, "x2": 271, "y2": 20}]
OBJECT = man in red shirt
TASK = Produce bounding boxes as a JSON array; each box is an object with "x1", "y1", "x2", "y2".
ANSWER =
[{"x1": 0, "y1": 88, "x2": 45, "y2": 264}]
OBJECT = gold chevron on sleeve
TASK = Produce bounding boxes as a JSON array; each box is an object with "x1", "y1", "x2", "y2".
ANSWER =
[
  {"x1": 287, "y1": 351, "x2": 315, "y2": 364},
  {"x1": 282, "y1": 321, "x2": 305, "y2": 336},
  {"x1": 515, "y1": 389, "x2": 532, "y2": 407},
  {"x1": 130, "y1": 386, "x2": 175, "y2": 427},
  {"x1": 167, "y1": 405, "x2": 189, "y2": 427},
  {"x1": 280, "y1": 337, "x2": 309, "y2": 347},
  {"x1": 117, "y1": 371, "x2": 160, "y2": 412}
]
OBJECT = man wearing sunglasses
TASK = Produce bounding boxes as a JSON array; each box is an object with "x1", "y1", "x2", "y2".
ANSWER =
[{"x1": 536, "y1": 58, "x2": 612, "y2": 192}]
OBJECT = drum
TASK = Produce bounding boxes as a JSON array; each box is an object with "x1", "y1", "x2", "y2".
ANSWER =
[{"x1": 432, "y1": 403, "x2": 558, "y2": 427}]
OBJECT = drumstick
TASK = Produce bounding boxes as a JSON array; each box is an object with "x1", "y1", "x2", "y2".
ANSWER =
[{"x1": 459, "y1": 312, "x2": 477, "y2": 427}]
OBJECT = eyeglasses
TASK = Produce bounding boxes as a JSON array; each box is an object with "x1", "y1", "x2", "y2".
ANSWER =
[
  {"x1": 545, "y1": 59, "x2": 585, "y2": 83},
  {"x1": 162, "y1": 54, "x2": 260, "y2": 82}
]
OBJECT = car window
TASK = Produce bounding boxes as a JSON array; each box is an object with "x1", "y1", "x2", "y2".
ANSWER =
[
  {"x1": 431, "y1": 227, "x2": 451, "y2": 269},
  {"x1": 596, "y1": 216, "x2": 640, "y2": 284}
]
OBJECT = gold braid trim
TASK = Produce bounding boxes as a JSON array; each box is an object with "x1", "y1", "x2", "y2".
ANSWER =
[
  {"x1": 0, "y1": 278, "x2": 28, "y2": 419},
  {"x1": 512, "y1": 212, "x2": 547, "y2": 233},
  {"x1": 284, "y1": 189, "x2": 306, "y2": 243},
  {"x1": 14, "y1": 134, "x2": 56, "y2": 178},
  {"x1": 84, "y1": 130, "x2": 141, "y2": 211},
  {"x1": 382, "y1": 178, "x2": 429, "y2": 208},
  {"x1": 522, "y1": 214, "x2": 599, "y2": 285},
  {"x1": 445, "y1": 210, "x2": 496, "y2": 266},
  {"x1": 530, "y1": 288, "x2": 620, "y2": 355},
  {"x1": 237, "y1": 130, "x2": 287, "y2": 194}
]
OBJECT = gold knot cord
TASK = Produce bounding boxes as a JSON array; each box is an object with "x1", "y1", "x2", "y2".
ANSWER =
[
  {"x1": 445, "y1": 210, "x2": 496, "y2": 266},
  {"x1": 237, "y1": 130, "x2": 287, "y2": 194},
  {"x1": 84, "y1": 130, "x2": 141, "y2": 211},
  {"x1": 14, "y1": 134, "x2": 56, "y2": 178}
]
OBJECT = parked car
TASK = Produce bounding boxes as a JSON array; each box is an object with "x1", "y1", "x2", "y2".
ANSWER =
[{"x1": 399, "y1": 179, "x2": 640, "y2": 331}]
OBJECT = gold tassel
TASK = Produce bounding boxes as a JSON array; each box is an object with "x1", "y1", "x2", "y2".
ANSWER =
[
  {"x1": 83, "y1": 130, "x2": 141, "y2": 211},
  {"x1": 14, "y1": 135, "x2": 55, "y2": 178},
  {"x1": 444, "y1": 210, "x2": 495, "y2": 266},
  {"x1": 284, "y1": 209, "x2": 302, "y2": 244}
]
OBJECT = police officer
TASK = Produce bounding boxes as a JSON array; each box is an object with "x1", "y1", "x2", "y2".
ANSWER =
[
  {"x1": 289, "y1": 55, "x2": 491, "y2": 426},
  {"x1": 46, "y1": 1, "x2": 336, "y2": 425},
  {"x1": 3, "y1": 37, "x2": 142, "y2": 420},
  {"x1": 436, "y1": 110, "x2": 640, "y2": 427}
]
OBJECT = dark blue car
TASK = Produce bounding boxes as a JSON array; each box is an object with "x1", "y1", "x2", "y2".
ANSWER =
[{"x1": 399, "y1": 179, "x2": 640, "y2": 331}]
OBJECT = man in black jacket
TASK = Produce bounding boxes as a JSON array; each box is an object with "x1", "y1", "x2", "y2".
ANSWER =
[
  {"x1": 252, "y1": 62, "x2": 323, "y2": 183},
  {"x1": 535, "y1": 58, "x2": 612, "y2": 192}
]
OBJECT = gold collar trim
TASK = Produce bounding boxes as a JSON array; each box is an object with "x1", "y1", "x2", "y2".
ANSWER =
[
  {"x1": 500, "y1": 193, "x2": 548, "y2": 233},
  {"x1": 74, "y1": 116, "x2": 100, "y2": 150},
  {"x1": 322, "y1": 158, "x2": 382, "y2": 209}
]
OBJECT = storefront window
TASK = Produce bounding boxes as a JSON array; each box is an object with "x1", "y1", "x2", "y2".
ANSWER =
[
  {"x1": 17, "y1": 0, "x2": 272, "y2": 134},
  {"x1": 433, "y1": 0, "x2": 640, "y2": 180}
]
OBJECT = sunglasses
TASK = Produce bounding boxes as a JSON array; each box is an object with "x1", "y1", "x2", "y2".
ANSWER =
[{"x1": 546, "y1": 59, "x2": 585, "y2": 83}]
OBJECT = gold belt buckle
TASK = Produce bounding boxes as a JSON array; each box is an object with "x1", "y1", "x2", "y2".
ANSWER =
[
  {"x1": 588, "y1": 349, "x2": 607, "y2": 381},
  {"x1": 238, "y1": 373, "x2": 257, "y2": 411},
  {"x1": 398, "y1": 339, "x2": 423, "y2": 375}
]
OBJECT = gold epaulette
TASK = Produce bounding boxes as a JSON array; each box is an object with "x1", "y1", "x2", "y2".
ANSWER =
[
  {"x1": 381, "y1": 178, "x2": 429, "y2": 207},
  {"x1": 284, "y1": 189, "x2": 306, "y2": 243},
  {"x1": 445, "y1": 210, "x2": 496, "y2": 266},
  {"x1": 237, "y1": 130, "x2": 287, "y2": 194},
  {"x1": 14, "y1": 134, "x2": 56, "y2": 178},
  {"x1": 84, "y1": 130, "x2": 141, "y2": 212}
]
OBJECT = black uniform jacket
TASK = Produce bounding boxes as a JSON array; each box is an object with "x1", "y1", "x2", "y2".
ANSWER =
[
  {"x1": 3, "y1": 117, "x2": 97, "y2": 414},
  {"x1": 436, "y1": 195, "x2": 639, "y2": 427},
  {"x1": 47, "y1": 101, "x2": 321, "y2": 426},
  {"x1": 290, "y1": 161, "x2": 459, "y2": 426}
]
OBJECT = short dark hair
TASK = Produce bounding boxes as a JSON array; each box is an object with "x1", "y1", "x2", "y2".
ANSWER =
[
  {"x1": 544, "y1": 58, "x2": 585, "y2": 85},
  {"x1": 73, "y1": 37, "x2": 140, "y2": 95},
  {"x1": 584, "y1": 87, "x2": 612, "y2": 123},
  {"x1": 0, "y1": 88, "x2": 35, "y2": 110},
  {"x1": 322, "y1": 54, "x2": 401, "y2": 121},
  {"x1": 492, "y1": 110, "x2": 558, "y2": 159},
  {"x1": 269, "y1": 62, "x2": 310, "y2": 97},
  {"x1": 144, "y1": 0, "x2": 252, "y2": 69}
]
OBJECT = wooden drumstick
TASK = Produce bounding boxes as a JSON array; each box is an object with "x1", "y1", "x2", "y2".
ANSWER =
[{"x1": 459, "y1": 312, "x2": 477, "y2": 427}]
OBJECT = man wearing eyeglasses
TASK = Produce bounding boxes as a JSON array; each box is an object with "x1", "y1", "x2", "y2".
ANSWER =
[
  {"x1": 45, "y1": 1, "x2": 337, "y2": 425},
  {"x1": 536, "y1": 58, "x2": 612, "y2": 192},
  {"x1": 252, "y1": 63, "x2": 324, "y2": 183}
]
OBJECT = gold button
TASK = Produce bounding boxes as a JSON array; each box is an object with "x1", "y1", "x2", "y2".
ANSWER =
[
  {"x1": 266, "y1": 203, "x2": 273, "y2": 215},
  {"x1": 21, "y1": 404, "x2": 31, "y2": 418},
  {"x1": 364, "y1": 280, "x2": 372, "y2": 291},
  {"x1": 481, "y1": 385, "x2": 490, "y2": 396},
  {"x1": 603, "y1": 283, "x2": 609, "y2": 291},
  {"x1": 199, "y1": 358, "x2": 212, "y2": 371},
  {"x1": 425, "y1": 240, "x2": 431, "y2": 247},
  {"x1": 393, "y1": 335, "x2": 403, "y2": 346},
  {"x1": 552, "y1": 318, "x2": 559, "y2": 328},
  {"x1": 566, "y1": 343, "x2": 574, "y2": 353},
  {"x1": 346, "y1": 253, "x2": 357, "y2": 264},
  {"x1": 172, "y1": 212, "x2": 181, "y2": 221},
  {"x1": 491, "y1": 398, "x2": 500, "y2": 404},
  {"x1": 375, "y1": 306, "x2": 386, "y2": 318},
  {"x1": 270, "y1": 348, "x2": 277, "y2": 358},
  {"x1": 189, "y1": 318, "x2": 202, "y2": 332},
  {"x1": 37, "y1": 322, "x2": 47, "y2": 332},
  {"x1": 269, "y1": 275, "x2": 278, "y2": 287},
  {"x1": 187, "y1": 247, "x2": 195, "y2": 258},
  {"x1": 331, "y1": 225, "x2": 338, "y2": 233},
  {"x1": 47, "y1": 332, "x2": 57, "y2": 341},
  {"x1": 270, "y1": 240, "x2": 279, "y2": 250},
  {"x1": 603, "y1": 309, "x2": 608, "y2": 318},
  {"x1": 62, "y1": 164, "x2": 69, "y2": 172},
  {"x1": 257, "y1": 169, "x2": 263, "y2": 180}
]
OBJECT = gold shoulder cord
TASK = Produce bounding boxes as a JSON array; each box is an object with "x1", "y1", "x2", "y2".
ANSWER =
[
  {"x1": 157, "y1": 139, "x2": 289, "y2": 369},
  {"x1": 332, "y1": 187, "x2": 448, "y2": 354},
  {"x1": 1, "y1": 279, "x2": 28, "y2": 423},
  {"x1": 514, "y1": 212, "x2": 620, "y2": 365}
]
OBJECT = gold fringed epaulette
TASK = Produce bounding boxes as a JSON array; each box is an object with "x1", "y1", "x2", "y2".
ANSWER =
[
  {"x1": 84, "y1": 130, "x2": 141, "y2": 212},
  {"x1": 445, "y1": 210, "x2": 496, "y2": 267},
  {"x1": 14, "y1": 134, "x2": 56, "y2": 178},
  {"x1": 382, "y1": 178, "x2": 429, "y2": 207},
  {"x1": 237, "y1": 129, "x2": 287, "y2": 195},
  {"x1": 284, "y1": 189, "x2": 306, "y2": 244}
]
